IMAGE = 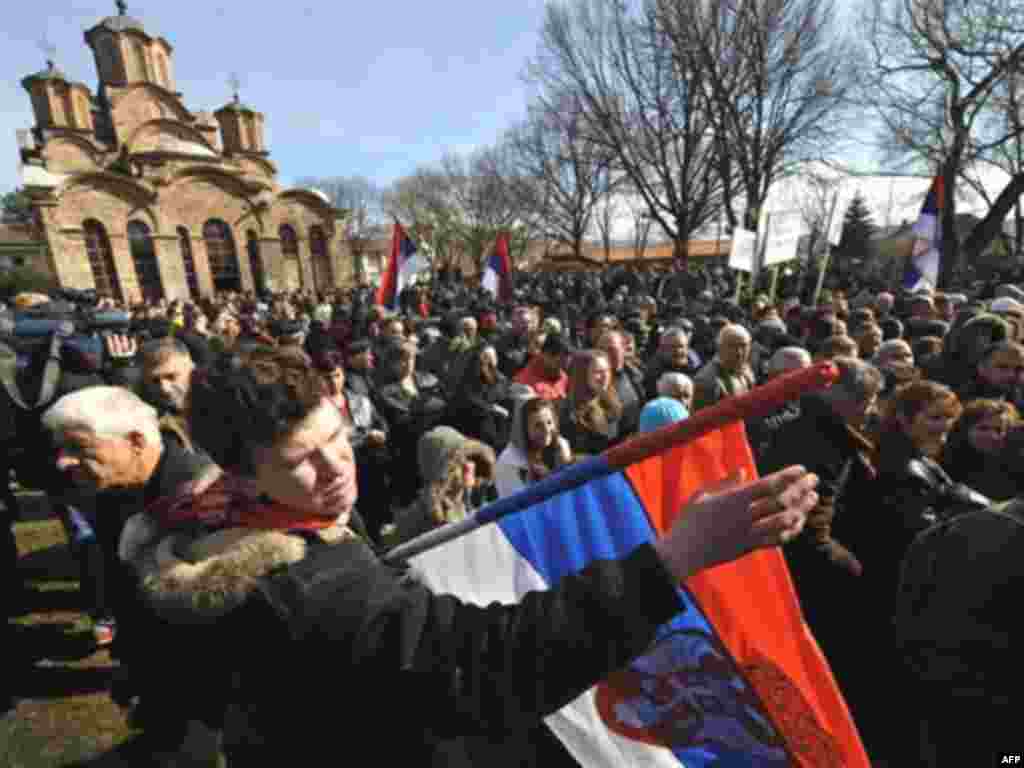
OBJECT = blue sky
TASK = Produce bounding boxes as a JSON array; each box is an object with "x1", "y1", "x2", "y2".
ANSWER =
[{"x1": 0, "y1": 0, "x2": 549, "y2": 193}]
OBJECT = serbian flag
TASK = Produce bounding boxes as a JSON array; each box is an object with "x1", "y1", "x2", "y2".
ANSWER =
[
  {"x1": 903, "y1": 175, "x2": 943, "y2": 292},
  {"x1": 400, "y1": 364, "x2": 869, "y2": 768},
  {"x1": 482, "y1": 231, "x2": 514, "y2": 301},
  {"x1": 376, "y1": 222, "x2": 427, "y2": 308}
]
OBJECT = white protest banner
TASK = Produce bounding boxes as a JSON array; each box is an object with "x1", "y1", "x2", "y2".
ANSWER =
[
  {"x1": 827, "y1": 187, "x2": 849, "y2": 246},
  {"x1": 761, "y1": 210, "x2": 803, "y2": 266},
  {"x1": 728, "y1": 228, "x2": 758, "y2": 272}
]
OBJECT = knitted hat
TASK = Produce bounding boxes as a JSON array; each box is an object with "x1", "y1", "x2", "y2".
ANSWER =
[{"x1": 638, "y1": 397, "x2": 689, "y2": 434}]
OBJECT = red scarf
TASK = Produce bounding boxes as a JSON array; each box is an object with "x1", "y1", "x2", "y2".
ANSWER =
[{"x1": 147, "y1": 474, "x2": 338, "y2": 532}]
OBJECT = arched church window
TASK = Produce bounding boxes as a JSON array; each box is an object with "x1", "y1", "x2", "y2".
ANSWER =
[
  {"x1": 83, "y1": 219, "x2": 123, "y2": 303},
  {"x1": 279, "y1": 224, "x2": 303, "y2": 289},
  {"x1": 309, "y1": 225, "x2": 332, "y2": 293},
  {"x1": 178, "y1": 226, "x2": 200, "y2": 299},
  {"x1": 155, "y1": 53, "x2": 170, "y2": 89},
  {"x1": 246, "y1": 230, "x2": 265, "y2": 294},
  {"x1": 134, "y1": 41, "x2": 151, "y2": 81},
  {"x1": 99, "y1": 37, "x2": 120, "y2": 80},
  {"x1": 128, "y1": 220, "x2": 164, "y2": 302},
  {"x1": 203, "y1": 219, "x2": 242, "y2": 292}
]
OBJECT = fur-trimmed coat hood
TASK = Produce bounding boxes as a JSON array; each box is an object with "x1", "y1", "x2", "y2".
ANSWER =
[
  {"x1": 125, "y1": 518, "x2": 353, "y2": 625},
  {"x1": 391, "y1": 426, "x2": 495, "y2": 546}
]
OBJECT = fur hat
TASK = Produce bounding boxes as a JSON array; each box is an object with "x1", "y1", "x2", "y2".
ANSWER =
[{"x1": 417, "y1": 426, "x2": 494, "y2": 487}]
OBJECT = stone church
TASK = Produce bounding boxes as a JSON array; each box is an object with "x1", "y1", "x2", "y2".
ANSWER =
[{"x1": 16, "y1": 3, "x2": 349, "y2": 304}]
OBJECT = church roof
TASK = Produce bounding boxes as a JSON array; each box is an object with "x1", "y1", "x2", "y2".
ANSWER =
[
  {"x1": 21, "y1": 61, "x2": 73, "y2": 91},
  {"x1": 216, "y1": 98, "x2": 257, "y2": 114},
  {"x1": 85, "y1": 3, "x2": 159, "y2": 45},
  {"x1": 94, "y1": 13, "x2": 146, "y2": 33}
]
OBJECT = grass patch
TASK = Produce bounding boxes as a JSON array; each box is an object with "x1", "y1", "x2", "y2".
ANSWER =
[{"x1": 4, "y1": 518, "x2": 138, "y2": 767}]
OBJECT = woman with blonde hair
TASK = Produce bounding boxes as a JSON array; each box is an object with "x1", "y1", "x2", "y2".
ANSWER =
[{"x1": 558, "y1": 350, "x2": 622, "y2": 457}]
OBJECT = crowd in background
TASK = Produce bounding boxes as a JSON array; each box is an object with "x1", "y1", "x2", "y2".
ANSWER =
[{"x1": 3, "y1": 262, "x2": 1024, "y2": 766}]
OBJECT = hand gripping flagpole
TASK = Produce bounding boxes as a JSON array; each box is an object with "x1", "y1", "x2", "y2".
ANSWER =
[{"x1": 383, "y1": 361, "x2": 839, "y2": 564}]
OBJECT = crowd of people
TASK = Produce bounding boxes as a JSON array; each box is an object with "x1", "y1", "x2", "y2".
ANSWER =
[{"x1": 2, "y1": 264, "x2": 1023, "y2": 765}]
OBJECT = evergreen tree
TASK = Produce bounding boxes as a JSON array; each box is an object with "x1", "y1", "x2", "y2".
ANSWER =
[{"x1": 835, "y1": 192, "x2": 877, "y2": 274}]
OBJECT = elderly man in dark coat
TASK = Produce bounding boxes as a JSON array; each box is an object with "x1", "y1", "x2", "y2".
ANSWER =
[{"x1": 761, "y1": 356, "x2": 882, "y2": 752}]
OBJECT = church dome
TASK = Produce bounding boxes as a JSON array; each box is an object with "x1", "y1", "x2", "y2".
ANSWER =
[
  {"x1": 87, "y1": 2, "x2": 148, "y2": 39},
  {"x1": 22, "y1": 61, "x2": 69, "y2": 86},
  {"x1": 95, "y1": 13, "x2": 146, "y2": 34}
]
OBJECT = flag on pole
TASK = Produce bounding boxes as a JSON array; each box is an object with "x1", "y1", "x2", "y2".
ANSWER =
[
  {"x1": 405, "y1": 367, "x2": 870, "y2": 768},
  {"x1": 482, "y1": 231, "x2": 514, "y2": 301},
  {"x1": 376, "y1": 222, "x2": 427, "y2": 308},
  {"x1": 903, "y1": 175, "x2": 944, "y2": 291}
]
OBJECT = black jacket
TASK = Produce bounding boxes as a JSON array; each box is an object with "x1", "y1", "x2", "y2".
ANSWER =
[
  {"x1": 138, "y1": 531, "x2": 682, "y2": 766},
  {"x1": 859, "y1": 430, "x2": 991, "y2": 619},
  {"x1": 340, "y1": 392, "x2": 389, "y2": 456}
]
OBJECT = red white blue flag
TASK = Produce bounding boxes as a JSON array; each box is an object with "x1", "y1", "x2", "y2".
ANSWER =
[
  {"x1": 406, "y1": 366, "x2": 870, "y2": 768},
  {"x1": 376, "y1": 222, "x2": 427, "y2": 308},
  {"x1": 904, "y1": 175, "x2": 943, "y2": 291},
  {"x1": 482, "y1": 231, "x2": 514, "y2": 302}
]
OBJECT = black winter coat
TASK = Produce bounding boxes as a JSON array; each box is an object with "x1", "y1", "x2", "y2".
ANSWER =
[{"x1": 140, "y1": 532, "x2": 682, "y2": 766}]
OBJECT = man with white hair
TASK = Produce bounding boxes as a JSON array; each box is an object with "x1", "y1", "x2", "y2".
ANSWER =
[
  {"x1": 644, "y1": 326, "x2": 700, "y2": 399},
  {"x1": 873, "y1": 338, "x2": 917, "y2": 396},
  {"x1": 692, "y1": 324, "x2": 756, "y2": 412},
  {"x1": 41, "y1": 386, "x2": 220, "y2": 752},
  {"x1": 747, "y1": 347, "x2": 812, "y2": 464},
  {"x1": 656, "y1": 371, "x2": 694, "y2": 412}
]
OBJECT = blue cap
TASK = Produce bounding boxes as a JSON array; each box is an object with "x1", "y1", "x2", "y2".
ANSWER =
[{"x1": 638, "y1": 397, "x2": 689, "y2": 433}]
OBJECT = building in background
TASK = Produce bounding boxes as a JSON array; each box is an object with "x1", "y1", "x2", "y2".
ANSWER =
[{"x1": 14, "y1": 3, "x2": 349, "y2": 303}]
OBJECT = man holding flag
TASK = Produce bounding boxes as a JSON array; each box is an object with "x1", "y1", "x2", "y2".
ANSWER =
[
  {"x1": 376, "y1": 221, "x2": 429, "y2": 310},
  {"x1": 104, "y1": 349, "x2": 871, "y2": 767}
]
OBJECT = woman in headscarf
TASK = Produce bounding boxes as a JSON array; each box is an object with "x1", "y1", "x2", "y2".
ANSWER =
[{"x1": 495, "y1": 395, "x2": 572, "y2": 498}]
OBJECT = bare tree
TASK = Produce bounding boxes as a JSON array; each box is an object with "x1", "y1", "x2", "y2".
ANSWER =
[
  {"x1": 593, "y1": 182, "x2": 620, "y2": 263},
  {"x1": 658, "y1": 0, "x2": 857, "y2": 233},
  {"x1": 797, "y1": 169, "x2": 842, "y2": 262},
  {"x1": 439, "y1": 145, "x2": 534, "y2": 271},
  {"x1": 295, "y1": 175, "x2": 386, "y2": 279},
  {"x1": 505, "y1": 92, "x2": 614, "y2": 260},
  {"x1": 862, "y1": 0, "x2": 1024, "y2": 286},
  {"x1": 527, "y1": 0, "x2": 725, "y2": 262}
]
